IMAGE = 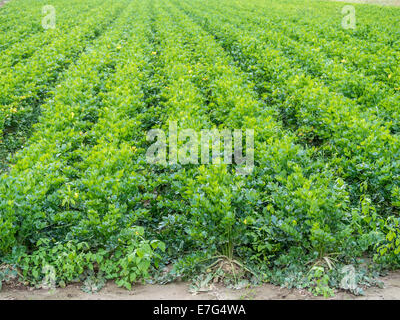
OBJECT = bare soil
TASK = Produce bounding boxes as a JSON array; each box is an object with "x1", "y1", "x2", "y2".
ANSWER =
[{"x1": 1, "y1": 271, "x2": 400, "y2": 300}]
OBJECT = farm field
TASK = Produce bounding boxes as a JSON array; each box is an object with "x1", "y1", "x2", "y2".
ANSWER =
[{"x1": 0, "y1": 0, "x2": 400, "y2": 299}]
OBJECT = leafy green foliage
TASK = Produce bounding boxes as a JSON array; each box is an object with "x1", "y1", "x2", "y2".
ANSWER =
[
  {"x1": 0, "y1": 0, "x2": 399, "y2": 297},
  {"x1": 17, "y1": 227, "x2": 165, "y2": 290}
]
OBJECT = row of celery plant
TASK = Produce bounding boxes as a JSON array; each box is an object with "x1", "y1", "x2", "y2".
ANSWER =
[
  {"x1": 141, "y1": 0, "x2": 354, "y2": 279},
  {"x1": 206, "y1": 0, "x2": 400, "y2": 130},
  {"x1": 176, "y1": 0, "x2": 400, "y2": 264},
  {"x1": 231, "y1": 0, "x2": 400, "y2": 53},
  {"x1": 0, "y1": 0, "x2": 127, "y2": 171},
  {"x1": 0, "y1": 0, "x2": 52, "y2": 51},
  {"x1": 177, "y1": 0, "x2": 400, "y2": 216},
  {"x1": 0, "y1": 0, "x2": 104, "y2": 70},
  {"x1": 0, "y1": 0, "x2": 165, "y2": 289},
  {"x1": 180, "y1": 0, "x2": 400, "y2": 133}
]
